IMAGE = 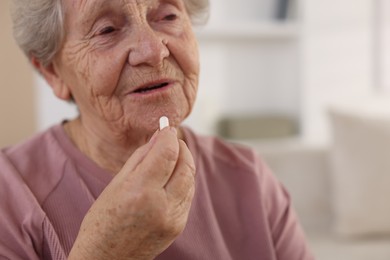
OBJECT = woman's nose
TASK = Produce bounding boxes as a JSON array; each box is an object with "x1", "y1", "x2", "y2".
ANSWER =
[{"x1": 128, "y1": 27, "x2": 170, "y2": 67}]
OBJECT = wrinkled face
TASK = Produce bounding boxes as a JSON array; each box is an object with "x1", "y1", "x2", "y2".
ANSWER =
[{"x1": 54, "y1": 0, "x2": 199, "y2": 136}]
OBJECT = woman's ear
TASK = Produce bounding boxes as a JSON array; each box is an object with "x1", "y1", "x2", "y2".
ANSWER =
[{"x1": 31, "y1": 57, "x2": 72, "y2": 101}]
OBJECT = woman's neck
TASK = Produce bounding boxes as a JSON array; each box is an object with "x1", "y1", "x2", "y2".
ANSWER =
[
  {"x1": 64, "y1": 118, "x2": 147, "y2": 174},
  {"x1": 63, "y1": 117, "x2": 175, "y2": 174}
]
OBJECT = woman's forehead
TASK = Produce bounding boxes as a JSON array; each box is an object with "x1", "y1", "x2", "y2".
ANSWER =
[
  {"x1": 66, "y1": 0, "x2": 144, "y2": 10},
  {"x1": 63, "y1": 0, "x2": 159, "y2": 24},
  {"x1": 65, "y1": 0, "x2": 180, "y2": 11},
  {"x1": 64, "y1": 0, "x2": 185, "y2": 25}
]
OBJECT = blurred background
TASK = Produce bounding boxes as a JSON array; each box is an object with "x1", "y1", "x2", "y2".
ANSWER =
[{"x1": 2, "y1": 0, "x2": 390, "y2": 259}]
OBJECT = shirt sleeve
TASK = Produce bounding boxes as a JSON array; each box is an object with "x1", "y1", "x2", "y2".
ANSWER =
[
  {"x1": 0, "y1": 152, "x2": 43, "y2": 260},
  {"x1": 258, "y1": 155, "x2": 315, "y2": 260}
]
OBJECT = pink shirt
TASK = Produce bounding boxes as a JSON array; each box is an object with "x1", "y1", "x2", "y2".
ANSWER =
[{"x1": 0, "y1": 124, "x2": 313, "y2": 259}]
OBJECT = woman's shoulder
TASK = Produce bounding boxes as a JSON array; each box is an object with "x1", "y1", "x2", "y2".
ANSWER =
[
  {"x1": 2, "y1": 124, "x2": 66, "y2": 165},
  {"x1": 0, "y1": 126, "x2": 64, "y2": 259},
  {"x1": 0, "y1": 124, "x2": 69, "y2": 202},
  {"x1": 0, "y1": 150, "x2": 47, "y2": 259}
]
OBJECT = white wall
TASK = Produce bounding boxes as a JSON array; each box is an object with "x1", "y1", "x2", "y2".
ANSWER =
[
  {"x1": 208, "y1": 0, "x2": 277, "y2": 23},
  {"x1": 377, "y1": 0, "x2": 390, "y2": 92},
  {"x1": 300, "y1": 0, "x2": 375, "y2": 145},
  {"x1": 34, "y1": 74, "x2": 78, "y2": 131},
  {"x1": 188, "y1": 0, "x2": 300, "y2": 135}
]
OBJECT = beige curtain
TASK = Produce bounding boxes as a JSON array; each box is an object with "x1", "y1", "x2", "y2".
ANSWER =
[{"x1": 0, "y1": 0, "x2": 35, "y2": 147}]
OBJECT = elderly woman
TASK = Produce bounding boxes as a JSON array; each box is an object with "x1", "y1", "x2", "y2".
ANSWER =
[{"x1": 0, "y1": 0, "x2": 313, "y2": 259}]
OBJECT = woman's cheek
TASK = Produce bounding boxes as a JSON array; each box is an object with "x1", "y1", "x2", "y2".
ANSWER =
[{"x1": 87, "y1": 49, "x2": 128, "y2": 96}]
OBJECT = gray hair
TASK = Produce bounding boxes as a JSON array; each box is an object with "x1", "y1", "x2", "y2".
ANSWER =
[{"x1": 11, "y1": 0, "x2": 209, "y2": 67}]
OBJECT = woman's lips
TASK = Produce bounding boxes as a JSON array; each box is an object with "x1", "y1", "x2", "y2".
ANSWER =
[
  {"x1": 133, "y1": 82, "x2": 170, "y2": 94},
  {"x1": 129, "y1": 80, "x2": 173, "y2": 96}
]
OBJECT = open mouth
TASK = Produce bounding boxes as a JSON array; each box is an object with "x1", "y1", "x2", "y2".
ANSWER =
[{"x1": 133, "y1": 82, "x2": 170, "y2": 94}]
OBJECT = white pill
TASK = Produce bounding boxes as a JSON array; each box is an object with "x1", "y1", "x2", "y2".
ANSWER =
[{"x1": 159, "y1": 116, "x2": 169, "y2": 130}]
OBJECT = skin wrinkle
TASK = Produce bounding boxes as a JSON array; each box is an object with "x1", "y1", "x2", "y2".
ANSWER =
[
  {"x1": 73, "y1": 0, "x2": 108, "y2": 29},
  {"x1": 63, "y1": 46, "x2": 127, "y2": 130},
  {"x1": 60, "y1": 42, "x2": 93, "y2": 100},
  {"x1": 129, "y1": 0, "x2": 147, "y2": 26},
  {"x1": 61, "y1": 39, "x2": 127, "y2": 125}
]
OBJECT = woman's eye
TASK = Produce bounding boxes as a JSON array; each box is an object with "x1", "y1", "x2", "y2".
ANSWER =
[
  {"x1": 163, "y1": 14, "x2": 177, "y2": 21},
  {"x1": 98, "y1": 26, "x2": 116, "y2": 35}
]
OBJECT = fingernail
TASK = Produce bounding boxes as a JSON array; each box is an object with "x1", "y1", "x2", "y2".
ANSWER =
[{"x1": 148, "y1": 130, "x2": 159, "y2": 143}]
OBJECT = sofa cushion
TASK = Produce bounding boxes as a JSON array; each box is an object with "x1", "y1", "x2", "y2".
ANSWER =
[{"x1": 329, "y1": 101, "x2": 390, "y2": 236}]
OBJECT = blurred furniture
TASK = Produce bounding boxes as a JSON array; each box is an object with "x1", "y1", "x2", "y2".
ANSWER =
[
  {"x1": 329, "y1": 104, "x2": 390, "y2": 237},
  {"x1": 217, "y1": 114, "x2": 297, "y2": 139},
  {"x1": 236, "y1": 104, "x2": 390, "y2": 260}
]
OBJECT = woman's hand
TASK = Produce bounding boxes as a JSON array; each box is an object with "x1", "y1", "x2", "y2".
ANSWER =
[{"x1": 68, "y1": 127, "x2": 196, "y2": 260}]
